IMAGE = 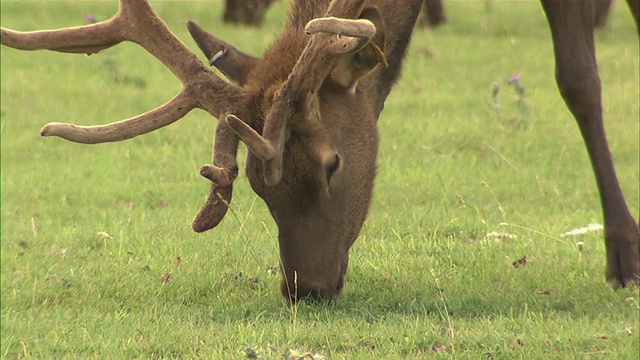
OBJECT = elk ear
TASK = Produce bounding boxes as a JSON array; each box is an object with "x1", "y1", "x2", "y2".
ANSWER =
[
  {"x1": 360, "y1": 7, "x2": 386, "y2": 54},
  {"x1": 328, "y1": 7, "x2": 387, "y2": 91},
  {"x1": 187, "y1": 21, "x2": 259, "y2": 86}
]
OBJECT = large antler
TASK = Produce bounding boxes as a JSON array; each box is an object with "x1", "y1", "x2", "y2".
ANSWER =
[
  {"x1": 226, "y1": 0, "x2": 378, "y2": 186},
  {"x1": 1, "y1": 0, "x2": 381, "y2": 233},
  {"x1": 2, "y1": 0, "x2": 250, "y2": 233},
  {"x1": 1, "y1": 0, "x2": 243, "y2": 143}
]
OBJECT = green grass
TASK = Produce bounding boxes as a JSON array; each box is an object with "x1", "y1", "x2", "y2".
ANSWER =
[{"x1": 1, "y1": 1, "x2": 638, "y2": 358}]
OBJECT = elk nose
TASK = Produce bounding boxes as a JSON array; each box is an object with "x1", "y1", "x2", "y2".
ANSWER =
[{"x1": 282, "y1": 280, "x2": 340, "y2": 303}]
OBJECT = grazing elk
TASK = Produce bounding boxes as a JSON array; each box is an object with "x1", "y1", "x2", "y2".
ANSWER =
[
  {"x1": 1, "y1": 0, "x2": 424, "y2": 302},
  {"x1": 1, "y1": 0, "x2": 638, "y2": 303}
]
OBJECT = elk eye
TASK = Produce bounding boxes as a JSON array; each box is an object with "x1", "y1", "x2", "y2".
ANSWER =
[{"x1": 326, "y1": 154, "x2": 341, "y2": 183}]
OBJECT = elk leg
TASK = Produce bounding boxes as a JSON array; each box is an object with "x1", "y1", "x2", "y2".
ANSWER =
[
  {"x1": 540, "y1": 0, "x2": 639, "y2": 288},
  {"x1": 422, "y1": 0, "x2": 447, "y2": 28},
  {"x1": 626, "y1": 0, "x2": 640, "y2": 32},
  {"x1": 594, "y1": 0, "x2": 613, "y2": 28}
]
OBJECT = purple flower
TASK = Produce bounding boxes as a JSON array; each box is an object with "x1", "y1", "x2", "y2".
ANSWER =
[
  {"x1": 508, "y1": 74, "x2": 521, "y2": 83},
  {"x1": 86, "y1": 14, "x2": 97, "y2": 23}
]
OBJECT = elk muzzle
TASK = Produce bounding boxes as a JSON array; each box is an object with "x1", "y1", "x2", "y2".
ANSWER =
[{"x1": 280, "y1": 252, "x2": 349, "y2": 303}]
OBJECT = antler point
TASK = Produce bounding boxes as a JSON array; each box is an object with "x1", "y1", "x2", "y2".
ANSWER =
[{"x1": 40, "y1": 122, "x2": 61, "y2": 137}]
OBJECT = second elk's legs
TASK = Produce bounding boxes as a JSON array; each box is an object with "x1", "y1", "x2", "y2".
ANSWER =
[{"x1": 540, "y1": 0, "x2": 640, "y2": 288}]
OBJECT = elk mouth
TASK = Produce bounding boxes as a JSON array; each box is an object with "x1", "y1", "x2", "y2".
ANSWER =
[
  {"x1": 282, "y1": 274, "x2": 345, "y2": 304},
  {"x1": 281, "y1": 255, "x2": 349, "y2": 304}
]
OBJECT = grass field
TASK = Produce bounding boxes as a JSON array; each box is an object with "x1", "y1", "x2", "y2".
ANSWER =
[{"x1": 1, "y1": 0, "x2": 638, "y2": 358}]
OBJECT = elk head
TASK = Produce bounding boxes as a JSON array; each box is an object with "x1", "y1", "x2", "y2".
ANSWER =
[{"x1": 1, "y1": 0, "x2": 421, "y2": 302}]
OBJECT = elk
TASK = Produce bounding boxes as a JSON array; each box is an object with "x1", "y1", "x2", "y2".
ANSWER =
[
  {"x1": 1, "y1": 0, "x2": 638, "y2": 303},
  {"x1": 1, "y1": 0, "x2": 424, "y2": 302}
]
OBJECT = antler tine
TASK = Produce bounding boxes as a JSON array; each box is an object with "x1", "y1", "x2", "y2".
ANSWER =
[
  {"x1": 2, "y1": 0, "x2": 243, "y2": 144},
  {"x1": 192, "y1": 119, "x2": 240, "y2": 233},
  {"x1": 278, "y1": 0, "x2": 374, "y2": 96},
  {"x1": 41, "y1": 91, "x2": 196, "y2": 144},
  {"x1": 1, "y1": 18, "x2": 123, "y2": 55},
  {"x1": 227, "y1": 0, "x2": 375, "y2": 185}
]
